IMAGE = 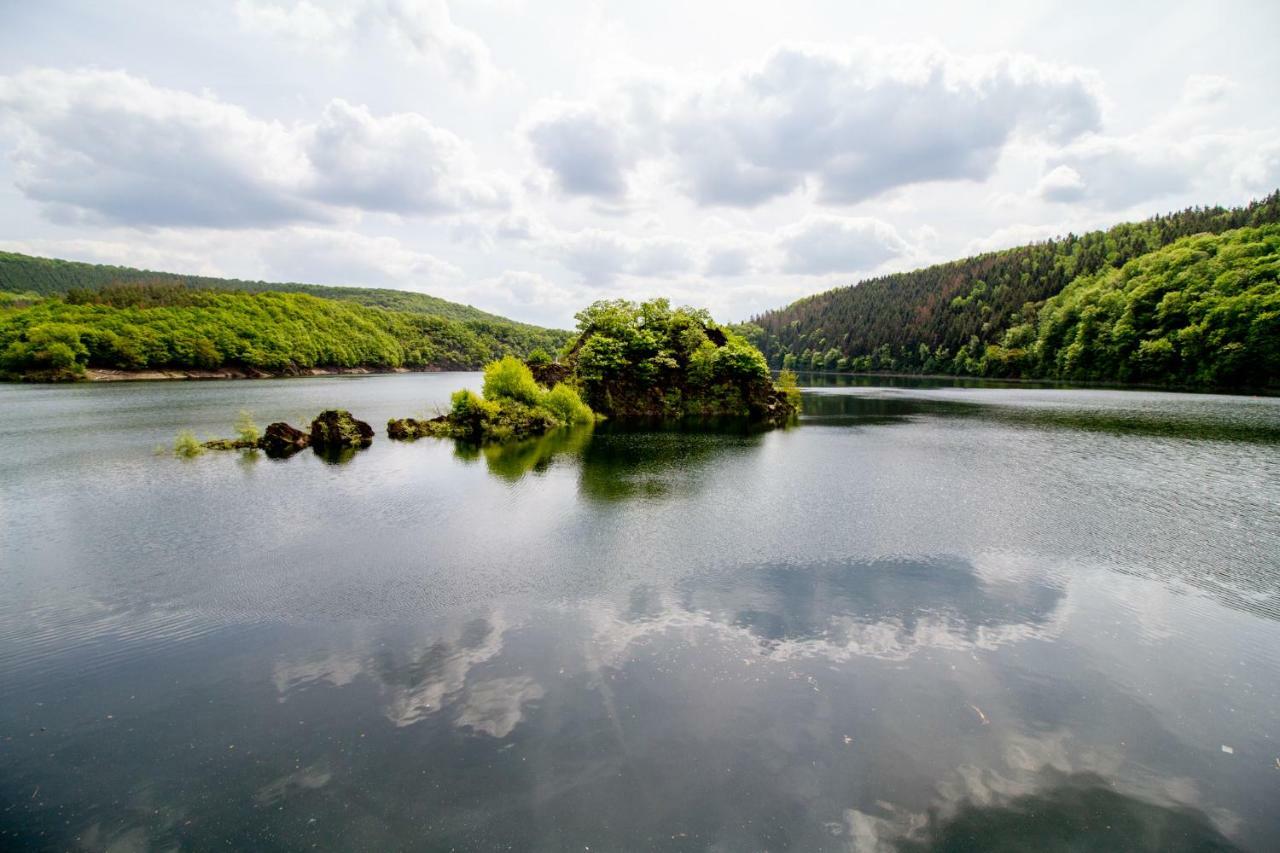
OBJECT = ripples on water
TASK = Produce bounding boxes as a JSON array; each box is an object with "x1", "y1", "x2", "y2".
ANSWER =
[{"x1": 0, "y1": 374, "x2": 1277, "y2": 850}]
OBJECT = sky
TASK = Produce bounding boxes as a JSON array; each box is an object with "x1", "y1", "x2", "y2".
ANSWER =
[{"x1": 0, "y1": 1, "x2": 1277, "y2": 328}]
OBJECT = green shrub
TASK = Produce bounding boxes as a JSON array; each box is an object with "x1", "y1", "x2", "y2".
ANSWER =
[
  {"x1": 526, "y1": 348, "x2": 552, "y2": 366},
  {"x1": 542, "y1": 383, "x2": 594, "y2": 424},
  {"x1": 173, "y1": 430, "x2": 204, "y2": 458},
  {"x1": 776, "y1": 369, "x2": 801, "y2": 408},
  {"x1": 235, "y1": 410, "x2": 261, "y2": 443},
  {"x1": 482, "y1": 355, "x2": 543, "y2": 405}
]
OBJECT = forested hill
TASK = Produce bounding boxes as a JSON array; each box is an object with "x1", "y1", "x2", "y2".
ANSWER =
[
  {"x1": 0, "y1": 251, "x2": 528, "y2": 328},
  {"x1": 0, "y1": 285, "x2": 570, "y2": 380},
  {"x1": 748, "y1": 192, "x2": 1280, "y2": 388}
]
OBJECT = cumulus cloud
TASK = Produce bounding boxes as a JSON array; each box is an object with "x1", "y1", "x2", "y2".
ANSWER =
[
  {"x1": 235, "y1": 0, "x2": 497, "y2": 88},
  {"x1": 307, "y1": 99, "x2": 508, "y2": 214},
  {"x1": 256, "y1": 227, "x2": 462, "y2": 286},
  {"x1": 1039, "y1": 136, "x2": 1191, "y2": 209},
  {"x1": 776, "y1": 215, "x2": 910, "y2": 275},
  {"x1": 526, "y1": 43, "x2": 1104, "y2": 207},
  {"x1": 551, "y1": 227, "x2": 698, "y2": 284},
  {"x1": 1036, "y1": 164, "x2": 1086, "y2": 203},
  {"x1": 703, "y1": 238, "x2": 761, "y2": 277},
  {"x1": 0, "y1": 68, "x2": 317, "y2": 228},
  {"x1": 0, "y1": 68, "x2": 507, "y2": 227},
  {"x1": 526, "y1": 107, "x2": 635, "y2": 200}
]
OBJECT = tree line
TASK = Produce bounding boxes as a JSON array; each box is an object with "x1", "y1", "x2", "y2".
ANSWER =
[{"x1": 749, "y1": 191, "x2": 1280, "y2": 388}]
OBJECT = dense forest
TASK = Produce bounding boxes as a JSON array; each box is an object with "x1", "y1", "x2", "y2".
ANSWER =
[
  {"x1": 0, "y1": 284, "x2": 569, "y2": 379},
  {"x1": 994, "y1": 225, "x2": 1279, "y2": 387},
  {"x1": 750, "y1": 192, "x2": 1280, "y2": 388},
  {"x1": 0, "y1": 251, "x2": 527, "y2": 327}
]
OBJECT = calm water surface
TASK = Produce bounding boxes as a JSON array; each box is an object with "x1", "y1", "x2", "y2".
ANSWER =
[{"x1": 1, "y1": 373, "x2": 1278, "y2": 851}]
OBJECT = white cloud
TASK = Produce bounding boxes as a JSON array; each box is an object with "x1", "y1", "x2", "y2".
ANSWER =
[
  {"x1": 776, "y1": 215, "x2": 910, "y2": 275},
  {"x1": 256, "y1": 227, "x2": 462, "y2": 286},
  {"x1": 235, "y1": 0, "x2": 497, "y2": 88},
  {"x1": 526, "y1": 43, "x2": 1104, "y2": 208},
  {"x1": 550, "y1": 227, "x2": 698, "y2": 284},
  {"x1": 307, "y1": 99, "x2": 508, "y2": 215},
  {"x1": 1039, "y1": 135, "x2": 1192, "y2": 209},
  {"x1": 1036, "y1": 164, "x2": 1086, "y2": 203},
  {"x1": 0, "y1": 68, "x2": 317, "y2": 228},
  {"x1": 0, "y1": 68, "x2": 507, "y2": 227},
  {"x1": 526, "y1": 106, "x2": 635, "y2": 200}
]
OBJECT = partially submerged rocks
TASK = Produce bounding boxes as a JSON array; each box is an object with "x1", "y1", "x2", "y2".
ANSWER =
[
  {"x1": 387, "y1": 357, "x2": 596, "y2": 444},
  {"x1": 310, "y1": 409, "x2": 374, "y2": 450},
  {"x1": 386, "y1": 416, "x2": 448, "y2": 440},
  {"x1": 194, "y1": 410, "x2": 372, "y2": 458},
  {"x1": 260, "y1": 421, "x2": 311, "y2": 457}
]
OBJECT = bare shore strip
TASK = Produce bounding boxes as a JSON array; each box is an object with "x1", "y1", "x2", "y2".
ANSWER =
[{"x1": 83, "y1": 365, "x2": 442, "y2": 382}]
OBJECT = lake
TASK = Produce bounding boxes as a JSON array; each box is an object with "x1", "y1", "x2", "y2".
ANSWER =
[{"x1": 1, "y1": 373, "x2": 1278, "y2": 851}]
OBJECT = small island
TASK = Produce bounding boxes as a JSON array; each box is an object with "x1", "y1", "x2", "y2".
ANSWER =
[{"x1": 388, "y1": 298, "x2": 800, "y2": 443}]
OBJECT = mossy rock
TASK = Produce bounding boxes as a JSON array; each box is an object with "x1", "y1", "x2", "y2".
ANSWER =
[
  {"x1": 310, "y1": 410, "x2": 374, "y2": 449},
  {"x1": 201, "y1": 437, "x2": 258, "y2": 451},
  {"x1": 260, "y1": 421, "x2": 311, "y2": 457},
  {"x1": 387, "y1": 416, "x2": 450, "y2": 440}
]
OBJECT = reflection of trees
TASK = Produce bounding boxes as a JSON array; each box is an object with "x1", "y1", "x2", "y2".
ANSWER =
[
  {"x1": 802, "y1": 389, "x2": 1280, "y2": 443},
  {"x1": 455, "y1": 424, "x2": 596, "y2": 483},
  {"x1": 576, "y1": 421, "x2": 767, "y2": 503},
  {"x1": 454, "y1": 420, "x2": 773, "y2": 502},
  {"x1": 893, "y1": 771, "x2": 1242, "y2": 852}
]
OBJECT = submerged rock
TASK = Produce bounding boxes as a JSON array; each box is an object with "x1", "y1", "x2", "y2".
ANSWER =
[
  {"x1": 260, "y1": 421, "x2": 311, "y2": 457},
  {"x1": 309, "y1": 410, "x2": 374, "y2": 449}
]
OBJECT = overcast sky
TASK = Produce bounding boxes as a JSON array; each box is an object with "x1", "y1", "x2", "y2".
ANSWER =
[{"x1": 1, "y1": 1, "x2": 1277, "y2": 327}]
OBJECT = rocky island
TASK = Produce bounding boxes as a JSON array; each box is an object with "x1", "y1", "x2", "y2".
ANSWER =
[{"x1": 388, "y1": 299, "x2": 800, "y2": 444}]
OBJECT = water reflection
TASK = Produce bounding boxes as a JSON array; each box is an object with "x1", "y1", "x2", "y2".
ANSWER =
[
  {"x1": 451, "y1": 420, "x2": 770, "y2": 501},
  {"x1": 802, "y1": 388, "x2": 1280, "y2": 443},
  {"x1": 453, "y1": 425, "x2": 595, "y2": 482},
  {"x1": 862, "y1": 770, "x2": 1243, "y2": 852},
  {"x1": 673, "y1": 556, "x2": 1067, "y2": 659}
]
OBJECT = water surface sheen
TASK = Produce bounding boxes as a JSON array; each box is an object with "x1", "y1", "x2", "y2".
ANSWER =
[{"x1": 1, "y1": 374, "x2": 1278, "y2": 851}]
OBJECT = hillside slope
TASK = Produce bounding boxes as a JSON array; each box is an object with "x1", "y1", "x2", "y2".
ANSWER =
[
  {"x1": 0, "y1": 285, "x2": 569, "y2": 380},
  {"x1": 750, "y1": 192, "x2": 1280, "y2": 388},
  {"x1": 0, "y1": 251, "x2": 529, "y2": 328}
]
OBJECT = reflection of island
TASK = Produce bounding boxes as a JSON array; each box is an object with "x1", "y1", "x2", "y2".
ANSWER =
[
  {"x1": 453, "y1": 425, "x2": 595, "y2": 483},
  {"x1": 455, "y1": 419, "x2": 771, "y2": 502}
]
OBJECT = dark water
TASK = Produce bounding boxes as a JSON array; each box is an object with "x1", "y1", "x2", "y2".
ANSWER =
[{"x1": 1, "y1": 374, "x2": 1278, "y2": 851}]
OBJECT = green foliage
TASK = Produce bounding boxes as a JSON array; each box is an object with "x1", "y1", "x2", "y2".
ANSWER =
[
  {"x1": 566, "y1": 298, "x2": 791, "y2": 419},
  {"x1": 235, "y1": 410, "x2": 261, "y2": 444},
  {"x1": 483, "y1": 355, "x2": 543, "y2": 405},
  {"x1": 0, "y1": 287, "x2": 570, "y2": 377},
  {"x1": 776, "y1": 369, "x2": 802, "y2": 408},
  {"x1": 0, "y1": 252, "x2": 563, "y2": 335},
  {"x1": 173, "y1": 430, "x2": 204, "y2": 458},
  {"x1": 542, "y1": 383, "x2": 594, "y2": 425},
  {"x1": 752, "y1": 191, "x2": 1280, "y2": 387},
  {"x1": 526, "y1": 347, "x2": 552, "y2": 366},
  {"x1": 1008, "y1": 225, "x2": 1280, "y2": 387}
]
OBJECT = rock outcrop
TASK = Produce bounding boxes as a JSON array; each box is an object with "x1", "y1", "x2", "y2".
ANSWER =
[
  {"x1": 260, "y1": 421, "x2": 311, "y2": 457},
  {"x1": 309, "y1": 410, "x2": 374, "y2": 449},
  {"x1": 386, "y1": 416, "x2": 448, "y2": 440}
]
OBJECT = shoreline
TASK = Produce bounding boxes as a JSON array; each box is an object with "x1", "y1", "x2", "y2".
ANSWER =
[
  {"x1": 784, "y1": 368, "x2": 1280, "y2": 397},
  {"x1": 12, "y1": 365, "x2": 454, "y2": 384}
]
